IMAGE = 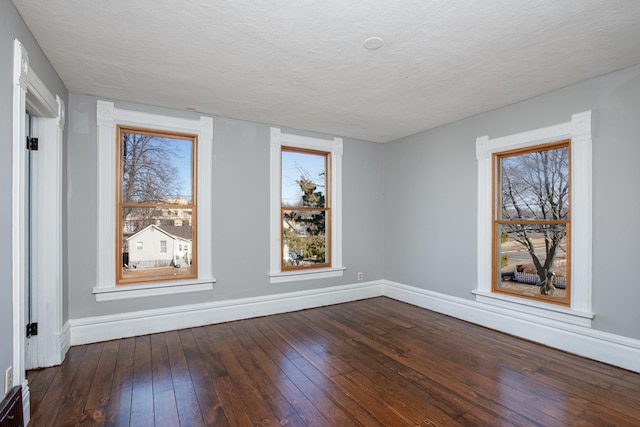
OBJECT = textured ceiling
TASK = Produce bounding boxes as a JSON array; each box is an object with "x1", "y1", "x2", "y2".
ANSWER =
[{"x1": 12, "y1": 0, "x2": 640, "y2": 142}]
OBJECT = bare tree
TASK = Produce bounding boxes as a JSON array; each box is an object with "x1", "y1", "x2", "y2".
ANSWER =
[
  {"x1": 121, "y1": 132, "x2": 183, "y2": 229},
  {"x1": 501, "y1": 146, "x2": 569, "y2": 295}
]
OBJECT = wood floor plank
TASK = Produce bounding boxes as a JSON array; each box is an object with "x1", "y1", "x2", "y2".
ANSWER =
[
  {"x1": 221, "y1": 321, "x2": 308, "y2": 426},
  {"x1": 150, "y1": 333, "x2": 180, "y2": 427},
  {"x1": 276, "y1": 312, "x2": 430, "y2": 425},
  {"x1": 153, "y1": 389, "x2": 180, "y2": 427},
  {"x1": 293, "y1": 310, "x2": 463, "y2": 426},
  {"x1": 374, "y1": 320, "x2": 573, "y2": 425},
  {"x1": 130, "y1": 335, "x2": 155, "y2": 426},
  {"x1": 300, "y1": 306, "x2": 498, "y2": 426},
  {"x1": 104, "y1": 336, "x2": 135, "y2": 427},
  {"x1": 80, "y1": 339, "x2": 120, "y2": 425},
  {"x1": 238, "y1": 320, "x2": 334, "y2": 426},
  {"x1": 164, "y1": 330, "x2": 205, "y2": 427},
  {"x1": 54, "y1": 342, "x2": 105, "y2": 425},
  {"x1": 201, "y1": 323, "x2": 281, "y2": 426},
  {"x1": 366, "y1": 315, "x2": 577, "y2": 424},
  {"x1": 375, "y1": 304, "x2": 640, "y2": 424},
  {"x1": 27, "y1": 366, "x2": 58, "y2": 415},
  {"x1": 267, "y1": 314, "x2": 353, "y2": 377},
  {"x1": 177, "y1": 328, "x2": 229, "y2": 427},
  {"x1": 27, "y1": 297, "x2": 640, "y2": 426},
  {"x1": 317, "y1": 303, "x2": 545, "y2": 425},
  {"x1": 213, "y1": 375, "x2": 254, "y2": 426},
  {"x1": 28, "y1": 345, "x2": 88, "y2": 427},
  {"x1": 258, "y1": 317, "x2": 368, "y2": 427}
]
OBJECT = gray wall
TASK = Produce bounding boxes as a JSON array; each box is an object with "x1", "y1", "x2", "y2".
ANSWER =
[
  {"x1": 384, "y1": 63, "x2": 640, "y2": 340},
  {"x1": 66, "y1": 94, "x2": 385, "y2": 318},
  {"x1": 0, "y1": 0, "x2": 68, "y2": 391}
]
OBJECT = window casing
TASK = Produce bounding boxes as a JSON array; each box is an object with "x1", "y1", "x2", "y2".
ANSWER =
[
  {"x1": 493, "y1": 141, "x2": 571, "y2": 305},
  {"x1": 94, "y1": 100, "x2": 215, "y2": 301},
  {"x1": 269, "y1": 127, "x2": 344, "y2": 283},
  {"x1": 475, "y1": 111, "x2": 593, "y2": 326}
]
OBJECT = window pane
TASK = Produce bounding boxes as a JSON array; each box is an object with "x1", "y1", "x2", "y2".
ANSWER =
[
  {"x1": 498, "y1": 223, "x2": 568, "y2": 299},
  {"x1": 121, "y1": 206, "x2": 193, "y2": 281},
  {"x1": 282, "y1": 150, "x2": 326, "y2": 207},
  {"x1": 122, "y1": 132, "x2": 193, "y2": 205},
  {"x1": 282, "y1": 209, "x2": 328, "y2": 266},
  {"x1": 500, "y1": 146, "x2": 569, "y2": 221}
]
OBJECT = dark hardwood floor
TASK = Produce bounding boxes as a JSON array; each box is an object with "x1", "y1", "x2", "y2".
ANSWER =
[{"x1": 27, "y1": 297, "x2": 640, "y2": 426}]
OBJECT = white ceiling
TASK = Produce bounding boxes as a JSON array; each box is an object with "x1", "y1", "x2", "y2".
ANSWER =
[{"x1": 12, "y1": 0, "x2": 640, "y2": 143}]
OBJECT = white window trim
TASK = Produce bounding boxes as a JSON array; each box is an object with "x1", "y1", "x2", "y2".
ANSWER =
[
  {"x1": 94, "y1": 100, "x2": 215, "y2": 300},
  {"x1": 475, "y1": 111, "x2": 593, "y2": 326},
  {"x1": 269, "y1": 127, "x2": 344, "y2": 283}
]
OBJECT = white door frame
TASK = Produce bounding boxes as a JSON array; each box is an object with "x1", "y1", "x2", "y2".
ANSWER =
[{"x1": 12, "y1": 38, "x2": 65, "y2": 422}]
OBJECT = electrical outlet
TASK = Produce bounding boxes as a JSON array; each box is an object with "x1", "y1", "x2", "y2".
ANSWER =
[
  {"x1": 357, "y1": 272, "x2": 363, "y2": 281},
  {"x1": 4, "y1": 366, "x2": 12, "y2": 395}
]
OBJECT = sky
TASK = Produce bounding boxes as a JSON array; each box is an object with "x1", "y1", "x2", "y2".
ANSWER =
[
  {"x1": 281, "y1": 150, "x2": 326, "y2": 206},
  {"x1": 165, "y1": 136, "x2": 193, "y2": 200}
]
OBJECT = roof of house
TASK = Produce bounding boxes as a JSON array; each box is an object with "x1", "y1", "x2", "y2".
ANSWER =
[
  {"x1": 126, "y1": 224, "x2": 192, "y2": 242},
  {"x1": 158, "y1": 225, "x2": 193, "y2": 241}
]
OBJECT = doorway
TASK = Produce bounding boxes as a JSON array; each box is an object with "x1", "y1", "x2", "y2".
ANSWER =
[
  {"x1": 24, "y1": 111, "x2": 38, "y2": 370},
  {"x1": 12, "y1": 41, "x2": 66, "y2": 423}
]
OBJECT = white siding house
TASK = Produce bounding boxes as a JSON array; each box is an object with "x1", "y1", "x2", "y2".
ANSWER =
[{"x1": 126, "y1": 225, "x2": 192, "y2": 268}]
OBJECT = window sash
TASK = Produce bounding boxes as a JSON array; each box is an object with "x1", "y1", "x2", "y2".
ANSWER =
[
  {"x1": 492, "y1": 141, "x2": 571, "y2": 305},
  {"x1": 280, "y1": 147, "x2": 331, "y2": 271},
  {"x1": 116, "y1": 126, "x2": 198, "y2": 285}
]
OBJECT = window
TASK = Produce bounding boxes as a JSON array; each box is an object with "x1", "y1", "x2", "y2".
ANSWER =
[
  {"x1": 281, "y1": 148, "x2": 331, "y2": 270},
  {"x1": 475, "y1": 111, "x2": 593, "y2": 326},
  {"x1": 94, "y1": 100, "x2": 215, "y2": 301},
  {"x1": 117, "y1": 126, "x2": 197, "y2": 284},
  {"x1": 269, "y1": 127, "x2": 344, "y2": 283},
  {"x1": 494, "y1": 141, "x2": 570, "y2": 305},
  {"x1": 136, "y1": 242, "x2": 143, "y2": 250}
]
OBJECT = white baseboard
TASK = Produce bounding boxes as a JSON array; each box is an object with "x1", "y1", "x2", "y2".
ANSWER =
[
  {"x1": 70, "y1": 281, "x2": 384, "y2": 346},
  {"x1": 67, "y1": 279, "x2": 640, "y2": 373},
  {"x1": 22, "y1": 380, "x2": 30, "y2": 427},
  {"x1": 383, "y1": 280, "x2": 640, "y2": 373},
  {"x1": 59, "y1": 321, "x2": 71, "y2": 361}
]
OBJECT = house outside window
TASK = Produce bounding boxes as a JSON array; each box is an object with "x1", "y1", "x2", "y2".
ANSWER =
[{"x1": 269, "y1": 127, "x2": 344, "y2": 283}]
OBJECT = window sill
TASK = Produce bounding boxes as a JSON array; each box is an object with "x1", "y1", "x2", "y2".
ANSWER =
[
  {"x1": 269, "y1": 267, "x2": 346, "y2": 284},
  {"x1": 93, "y1": 278, "x2": 216, "y2": 302},
  {"x1": 472, "y1": 290, "x2": 594, "y2": 328}
]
